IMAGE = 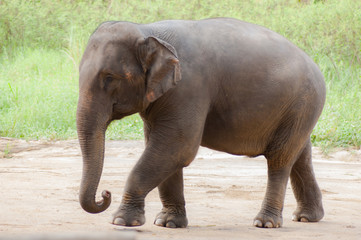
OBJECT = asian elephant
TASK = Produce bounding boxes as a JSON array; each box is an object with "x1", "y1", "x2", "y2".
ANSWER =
[{"x1": 77, "y1": 18, "x2": 325, "y2": 229}]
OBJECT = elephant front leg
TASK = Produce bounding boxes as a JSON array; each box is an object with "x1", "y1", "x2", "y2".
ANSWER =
[
  {"x1": 112, "y1": 140, "x2": 199, "y2": 227},
  {"x1": 111, "y1": 152, "x2": 180, "y2": 227},
  {"x1": 112, "y1": 197, "x2": 146, "y2": 226},
  {"x1": 254, "y1": 168, "x2": 291, "y2": 228},
  {"x1": 112, "y1": 167, "x2": 149, "y2": 226},
  {"x1": 112, "y1": 105, "x2": 206, "y2": 227},
  {"x1": 154, "y1": 169, "x2": 188, "y2": 228}
]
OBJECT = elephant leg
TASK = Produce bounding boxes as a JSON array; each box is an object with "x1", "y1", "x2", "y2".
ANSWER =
[
  {"x1": 112, "y1": 155, "x2": 182, "y2": 227},
  {"x1": 112, "y1": 113, "x2": 204, "y2": 227},
  {"x1": 253, "y1": 166, "x2": 291, "y2": 228},
  {"x1": 154, "y1": 169, "x2": 188, "y2": 228},
  {"x1": 254, "y1": 126, "x2": 306, "y2": 228},
  {"x1": 290, "y1": 140, "x2": 324, "y2": 222},
  {"x1": 112, "y1": 152, "x2": 185, "y2": 227}
]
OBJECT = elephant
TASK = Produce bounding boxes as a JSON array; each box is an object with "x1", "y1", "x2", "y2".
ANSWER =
[{"x1": 77, "y1": 18, "x2": 325, "y2": 229}]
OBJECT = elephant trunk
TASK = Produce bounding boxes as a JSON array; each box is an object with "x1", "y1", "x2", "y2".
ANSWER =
[{"x1": 76, "y1": 98, "x2": 111, "y2": 213}]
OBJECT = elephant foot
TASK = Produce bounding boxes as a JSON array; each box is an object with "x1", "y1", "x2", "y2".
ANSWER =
[
  {"x1": 154, "y1": 208, "x2": 188, "y2": 228},
  {"x1": 112, "y1": 204, "x2": 145, "y2": 227},
  {"x1": 292, "y1": 205, "x2": 324, "y2": 223},
  {"x1": 253, "y1": 211, "x2": 283, "y2": 228}
]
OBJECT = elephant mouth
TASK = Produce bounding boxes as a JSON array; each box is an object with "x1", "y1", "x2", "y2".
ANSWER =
[{"x1": 111, "y1": 103, "x2": 139, "y2": 120}]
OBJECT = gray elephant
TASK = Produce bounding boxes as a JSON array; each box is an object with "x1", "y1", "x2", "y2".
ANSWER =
[{"x1": 77, "y1": 18, "x2": 325, "y2": 228}]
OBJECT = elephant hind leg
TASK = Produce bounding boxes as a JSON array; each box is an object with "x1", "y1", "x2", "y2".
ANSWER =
[
  {"x1": 254, "y1": 115, "x2": 316, "y2": 228},
  {"x1": 253, "y1": 166, "x2": 291, "y2": 228},
  {"x1": 254, "y1": 99, "x2": 324, "y2": 227},
  {"x1": 290, "y1": 139, "x2": 324, "y2": 222}
]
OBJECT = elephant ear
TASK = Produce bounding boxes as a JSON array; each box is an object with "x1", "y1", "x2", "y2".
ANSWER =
[{"x1": 138, "y1": 37, "x2": 181, "y2": 102}]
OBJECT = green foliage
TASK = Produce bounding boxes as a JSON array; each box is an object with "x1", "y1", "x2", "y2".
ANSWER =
[
  {"x1": 0, "y1": 0, "x2": 360, "y2": 148},
  {"x1": 311, "y1": 56, "x2": 361, "y2": 149},
  {"x1": 0, "y1": 49, "x2": 78, "y2": 139},
  {"x1": 107, "y1": 115, "x2": 144, "y2": 140}
]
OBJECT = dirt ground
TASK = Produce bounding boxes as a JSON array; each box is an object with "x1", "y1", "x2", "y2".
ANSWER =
[{"x1": 1, "y1": 137, "x2": 361, "y2": 239}]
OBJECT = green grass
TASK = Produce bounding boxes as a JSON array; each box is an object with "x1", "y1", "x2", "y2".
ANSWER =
[
  {"x1": 312, "y1": 56, "x2": 361, "y2": 149},
  {"x1": 0, "y1": 48, "x2": 77, "y2": 139},
  {"x1": 0, "y1": 0, "x2": 360, "y2": 149}
]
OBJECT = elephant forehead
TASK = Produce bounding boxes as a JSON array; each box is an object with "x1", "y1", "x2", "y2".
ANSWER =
[
  {"x1": 79, "y1": 61, "x2": 99, "y2": 89},
  {"x1": 93, "y1": 21, "x2": 141, "y2": 43}
]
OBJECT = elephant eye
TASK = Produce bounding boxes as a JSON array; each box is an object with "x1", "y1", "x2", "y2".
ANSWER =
[
  {"x1": 103, "y1": 74, "x2": 114, "y2": 90},
  {"x1": 105, "y1": 74, "x2": 113, "y2": 82}
]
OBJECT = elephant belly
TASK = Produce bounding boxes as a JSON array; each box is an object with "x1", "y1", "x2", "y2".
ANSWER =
[{"x1": 200, "y1": 111, "x2": 277, "y2": 157}]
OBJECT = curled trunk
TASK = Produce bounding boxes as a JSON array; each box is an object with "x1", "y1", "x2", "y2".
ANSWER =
[{"x1": 77, "y1": 101, "x2": 111, "y2": 213}]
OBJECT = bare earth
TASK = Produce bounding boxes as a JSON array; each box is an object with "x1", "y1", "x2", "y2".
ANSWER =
[{"x1": 1, "y1": 137, "x2": 361, "y2": 239}]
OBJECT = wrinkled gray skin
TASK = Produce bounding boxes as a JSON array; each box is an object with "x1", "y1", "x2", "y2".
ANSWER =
[{"x1": 77, "y1": 18, "x2": 325, "y2": 229}]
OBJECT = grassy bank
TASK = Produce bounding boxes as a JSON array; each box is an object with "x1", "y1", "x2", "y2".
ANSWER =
[{"x1": 0, "y1": 0, "x2": 360, "y2": 149}]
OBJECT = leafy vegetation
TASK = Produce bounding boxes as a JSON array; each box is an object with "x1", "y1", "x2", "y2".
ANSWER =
[{"x1": 0, "y1": 0, "x2": 360, "y2": 148}]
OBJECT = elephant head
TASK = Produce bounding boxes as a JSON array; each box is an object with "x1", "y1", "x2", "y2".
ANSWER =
[{"x1": 76, "y1": 22, "x2": 181, "y2": 213}]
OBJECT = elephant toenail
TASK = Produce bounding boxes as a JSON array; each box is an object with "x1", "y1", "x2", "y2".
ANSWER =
[
  {"x1": 264, "y1": 222, "x2": 273, "y2": 228},
  {"x1": 113, "y1": 217, "x2": 126, "y2": 226},
  {"x1": 253, "y1": 220, "x2": 263, "y2": 228},
  {"x1": 155, "y1": 219, "x2": 164, "y2": 226},
  {"x1": 166, "y1": 221, "x2": 177, "y2": 228},
  {"x1": 300, "y1": 217, "x2": 309, "y2": 222},
  {"x1": 131, "y1": 220, "x2": 140, "y2": 226}
]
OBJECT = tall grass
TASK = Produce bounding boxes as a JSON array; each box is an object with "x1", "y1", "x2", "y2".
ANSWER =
[
  {"x1": 0, "y1": 0, "x2": 360, "y2": 148},
  {"x1": 0, "y1": 49, "x2": 77, "y2": 139},
  {"x1": 313, "y1": 56, "x2": 361, "y2": 149}
]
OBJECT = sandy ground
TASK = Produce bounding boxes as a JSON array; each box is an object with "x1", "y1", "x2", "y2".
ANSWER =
[{"x1": 0, "y1": 137, "x2": 361, "y2": 239}]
